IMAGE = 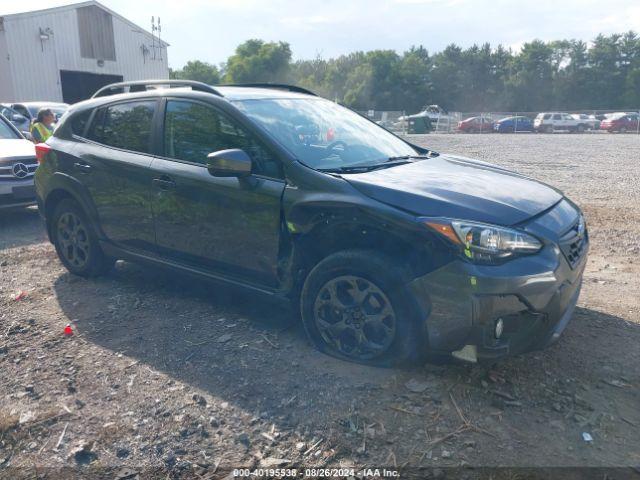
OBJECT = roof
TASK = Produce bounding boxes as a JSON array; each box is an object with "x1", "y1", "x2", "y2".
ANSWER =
[
  {"x1": 0, "y1": 1, "x2": 169, "y2": 47},
  {"x1": 66, "y1": 84, "x2": 320, "y2": 116},
  {"x1": 15, "y1": 101, "x2": 69, "y2": 107},
  {"x1": 214, "y1": 86, "x2": 316, "y2": 101}
]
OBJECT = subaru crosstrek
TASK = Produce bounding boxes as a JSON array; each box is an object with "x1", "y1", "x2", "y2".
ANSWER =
[{"x1": 35, "y1": 80, "x2": 588, "y2": 366}]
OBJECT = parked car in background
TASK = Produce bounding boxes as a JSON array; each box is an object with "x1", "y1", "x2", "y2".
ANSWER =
[
  {"x1": 0, "y1": 112, "x2": 37, "y2": 209},
  {"x1": 571, "y1": 113, "x2": 600, "y2": 130},
  {"x1": 457, "y1": 116, "x2": 494, "y2": 133},
  {"x1": 400, "y1": 105, "x2": 452, "y2": 131},
  {"x1": 494, "y1": 116, "x2": 534, "y2": 133},
  {"x1": 599, "y1": 112, "x2": 640, "y2": 133},
  {"x1": 35, "y1": 80, "x2": 588, "y2": 366},
  {"x1": 534, "y1": 112, "x2": 587, "y2": 133},
  {"x1": 9, "y1": 102, "x2": 69, "y2": 123},
  {"x1": 0, "y1": 104, "x2": 30, "y2": 135}
]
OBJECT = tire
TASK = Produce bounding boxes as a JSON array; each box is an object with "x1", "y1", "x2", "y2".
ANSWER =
[
  {"x1": 545, "y1": 125, "x2": 554, "y2": 133},
  {"x1": 300, "y1": 250, "x2": 428, "y2": 367},
  {"x1": 577, "y1": 124, "x2": 585, "y2": 133},
  {"x1": 619, "y1": 127, "x2": 627, "y2": 133},
  {"x1": 51, "y1": 198, "x2": 115, "y2": 277}
]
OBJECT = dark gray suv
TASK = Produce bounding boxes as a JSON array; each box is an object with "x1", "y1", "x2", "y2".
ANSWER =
[{"x1": 34, "y1": 80, "x2": 588, "y2": 366}]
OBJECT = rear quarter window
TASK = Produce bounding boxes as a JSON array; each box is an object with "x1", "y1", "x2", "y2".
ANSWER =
[
  {"x1": 71, "y1": 110, "x2": 91, "y2": 137},
  {"x1": 87, "y1": 100, "x2": 156, "y2": 154}
]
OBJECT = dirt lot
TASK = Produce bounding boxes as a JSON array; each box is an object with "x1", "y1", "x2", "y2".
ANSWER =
[{"x1": 1, "y1": 133, "x2": 639, "y2": 479}]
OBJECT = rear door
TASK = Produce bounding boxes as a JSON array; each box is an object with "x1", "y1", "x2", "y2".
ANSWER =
[
  {"x1": 562, "y1": 113, "x2": 575, "y2": 129},
  {"x1": 73, "y1": 99, "x2": 159, "y2": 252},
  {"x1": 150, "y1": 98, "x2": 286, "y2": 286}
]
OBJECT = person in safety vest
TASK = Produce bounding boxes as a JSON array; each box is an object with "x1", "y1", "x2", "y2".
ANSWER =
[{"x1": 30, "y1": 108, "x2": 55, "y2": 143}]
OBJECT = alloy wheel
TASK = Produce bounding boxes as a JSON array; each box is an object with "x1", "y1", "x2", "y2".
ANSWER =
[
  {"x1": 313, "y1": 275, "x2": 396, "y2": 360},
  {"x1": 57, "y1": 212, "x2": 91, "y2": 269}
]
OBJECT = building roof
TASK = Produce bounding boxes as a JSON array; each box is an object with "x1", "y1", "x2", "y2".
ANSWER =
[{"x1": 0, "y1": 0, "x2": 169, "y2": 46}]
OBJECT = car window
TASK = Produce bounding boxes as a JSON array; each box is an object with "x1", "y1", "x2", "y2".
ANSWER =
[
  {"x1": 543, "y1": 114, "x2": 551, "y2": 120},
  {"x1": 552, "y1": 114, "x2": 561, "y2": 120},
  {"x1": 12, "y1": 105, "x2": 29, "y2": 118},
  {"x1": 70, "y1": 110, "x2": 92, "y2": 137},
  {"x1": 163, "y1": 100, "x2": 283, "y2": 179},
  {"x1": 0, "y1": 117, "x2": 20, "y2": 139},
  {"x1": 88, "y1": 101, "x2": 156, "y2": 154}
]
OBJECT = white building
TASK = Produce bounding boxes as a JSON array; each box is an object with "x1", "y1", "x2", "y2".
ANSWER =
[{"x1": 0, "y1": 1, "x2": 169, "y2": 104}]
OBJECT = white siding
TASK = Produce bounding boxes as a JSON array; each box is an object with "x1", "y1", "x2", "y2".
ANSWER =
[
  {"x1": 0, "y1": 29, "x2": 15, "y2": 100},
  {"x1": 0, "y1": 3, "x2": 169, "y2": 103}
]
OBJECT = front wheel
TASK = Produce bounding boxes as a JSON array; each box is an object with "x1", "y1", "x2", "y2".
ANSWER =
[
  {"x1": 51, "y1": 199, "x2": 114, "y2": 277},
  {"x1": 300, "y1": 250, "x2": 428, "y2": 367}
]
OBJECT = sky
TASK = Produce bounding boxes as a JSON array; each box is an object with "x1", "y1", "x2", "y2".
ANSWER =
[{"x1": 2, "y1": 0, "x2": 639, "y2": 68}]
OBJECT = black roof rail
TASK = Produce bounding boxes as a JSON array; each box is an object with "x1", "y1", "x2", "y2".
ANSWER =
[
  {"x1": 220, "y1": 83, "x2": 317, "y2": 96},
  {"x1": 92, "y1": 80, "x2": 222, "y2": 98}
]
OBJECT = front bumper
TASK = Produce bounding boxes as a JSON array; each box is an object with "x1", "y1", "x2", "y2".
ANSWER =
[
  {"x1": 0, "y1": 179, "x2": 36, "y2": 209},
  {"x1": 408, "y1": 214, "x2": 588, "y2": 361}
]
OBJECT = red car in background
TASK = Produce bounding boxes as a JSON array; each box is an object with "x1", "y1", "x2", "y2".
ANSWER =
[
  {"x1": 457, "y1": 116, "x2": 494, "y2": 133},
  {"x1": 599, "y1": 112, "x2": 640, "y2": 133}
]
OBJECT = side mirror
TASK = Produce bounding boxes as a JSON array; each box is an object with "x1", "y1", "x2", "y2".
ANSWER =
[{"x1": 206, "y1": 149, "x2": 252, "y2": 178}]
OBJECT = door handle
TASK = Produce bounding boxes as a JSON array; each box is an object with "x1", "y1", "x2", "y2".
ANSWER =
[
  {"x1": 74, "y1": 162, "x2": 92, "y2": 173},
  {"x1": 153, "y1": 176, "x2": 176, "y2": 190}
]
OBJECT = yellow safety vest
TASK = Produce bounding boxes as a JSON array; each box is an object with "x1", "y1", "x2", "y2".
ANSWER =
[{"x1": 31, "y1": 122, "x2": 52, "y2": 142}]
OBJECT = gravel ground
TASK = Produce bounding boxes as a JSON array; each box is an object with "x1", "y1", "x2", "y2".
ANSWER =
[{"x1": 0, "y1": 133, "x2": 639, "y2": 479}]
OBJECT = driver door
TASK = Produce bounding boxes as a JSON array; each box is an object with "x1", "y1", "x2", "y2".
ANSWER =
[{"x1": 150, "y1": 99, "x2": 286, "y2": 287}]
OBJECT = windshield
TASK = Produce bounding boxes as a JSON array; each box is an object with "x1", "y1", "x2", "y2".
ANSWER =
[
  {"x1": 0, "y1": 117, "x2": 20, "y2": 139},
  {"x1": 233, "y1": 98, "x2": 417, "y2": 170}
]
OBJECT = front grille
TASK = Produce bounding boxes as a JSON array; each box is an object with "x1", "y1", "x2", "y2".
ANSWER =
[
  {"x1": 559, "y1": 217, "x2": 588, "y2": 268},
  {"x1": 0, "y1": 157, "x2": 38, "y2": 181}
]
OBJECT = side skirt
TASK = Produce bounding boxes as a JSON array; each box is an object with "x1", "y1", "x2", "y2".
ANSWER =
[{"x1": 100, "y1": 240, "x2": 289, "y2": 301}]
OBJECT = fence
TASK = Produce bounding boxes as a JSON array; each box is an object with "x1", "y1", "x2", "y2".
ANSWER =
[{"x1": 357, "y1": 109, "x2": 640, "y2": 134}]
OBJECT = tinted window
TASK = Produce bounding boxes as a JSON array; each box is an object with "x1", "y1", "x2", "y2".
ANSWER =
[
  {"x1": 164, "y1": 100, "x2": 282, "y2": 178},
  {"x1": 543, "y1": 114, "x2": 551, "y2": 120},
  {"x1": 12, "y1": 105, "x2": 29, "y2": 118},
  {"x1": 70, "y1": 110, "x2": 92, "y2": 137},
  {"x1": 552, "y1": 114, "x2": 561, "y2": 120},
  {"x1": 88, "y1": 101, "x2": 155, "y2": 154}
]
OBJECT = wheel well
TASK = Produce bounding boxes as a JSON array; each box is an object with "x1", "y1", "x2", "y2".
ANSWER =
[
  {"x1": 43, "y1": 189, "x2": 74, "y2": 239},
  {"x1": 291, "y1": 222, "x2": 443, "y2": 286}
]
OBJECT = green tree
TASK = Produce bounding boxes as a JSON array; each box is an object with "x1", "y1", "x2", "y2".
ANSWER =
[
  {"x1": 170, "y1": 60, "x2": 220, "y2": 85},
  {"x1": 172, "y1": 31, "x2": 640, "y2": 114},
  {"x1": 223, "y1": 39, "x2": 292, "y2": 83}
]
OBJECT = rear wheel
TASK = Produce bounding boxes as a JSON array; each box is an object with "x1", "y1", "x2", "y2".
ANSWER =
[
  {"x1": 300, "y1": 250, "x2": 427, "y2": 367},
  {"x1": 51, "y1": 199, "x2": 114, "y2": 277},
  {"x1": 619, "y1": 126, "x2": 627, "y2": 133},
  {"x1": 577, "y1": 124, "x2": 585, "y2": 133}
]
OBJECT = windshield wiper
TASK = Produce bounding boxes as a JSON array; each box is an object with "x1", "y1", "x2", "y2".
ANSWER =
[
  {"x1": 319, "y1": 159, "x2": 412, "y2": 174},
  {"x1": 385, "y1": 152, "x2": 436, "y2": 161}
]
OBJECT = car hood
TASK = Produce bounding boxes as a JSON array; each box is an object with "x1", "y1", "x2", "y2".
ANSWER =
[
  {"x1": 344, "y1": 154, "x2": 563, "y2": 226},
  {"x1": 0, "y1": 139, "x2": 36, "y2": 159}
]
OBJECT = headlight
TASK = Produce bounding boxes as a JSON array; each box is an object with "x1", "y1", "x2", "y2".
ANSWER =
[{"x1": 423, "y1": 218, "x2": 542, "y2": 263}]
